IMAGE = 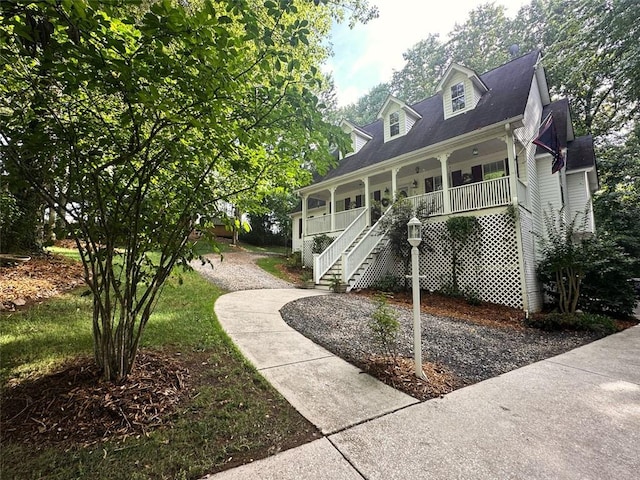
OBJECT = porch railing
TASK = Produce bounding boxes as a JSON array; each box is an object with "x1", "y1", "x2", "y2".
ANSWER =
[
  {"x1": 449, "y1": 176, "x2": 510, "y2": 213},
  {"x1": 406, "y1": 191, "x2": 444, "y2": 215},
  {"x1": 342, "y1": 204, "x2": 393, "y2": 284},
  {"x1": 313, "y1": 207, "x2": 367, "y2": 284},
  {"x1": 306, "y1": 207, "x2": 365, "y2": 235}
]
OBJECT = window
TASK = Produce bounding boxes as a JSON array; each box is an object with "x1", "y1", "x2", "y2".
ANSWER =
[
  {"x1": 451, "y1": 82, "x2": 465, "y2": 112},
  {"x1": 424, "y1": 176, "x2": 443, "y2": 193},
  {"x1": 483, "y1": 160, "x2": 506, "y2": 180},
  {"x1": 355, "y1": 195, "x2": 363, "y2": 208},
  {"x1": 389, "y1": 111, "x2": 400, "y2": 137}
]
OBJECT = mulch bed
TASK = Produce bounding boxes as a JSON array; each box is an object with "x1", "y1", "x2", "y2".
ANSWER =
[
  {"x1": 1, "y1": 350, "x2": 193, "y2": 449},
  {"x1": 0, "y1": 253, "x2": 85, "y2": 311},
  {"x1": 361, "y1": 356, "x2": 460, "y2": 401}
]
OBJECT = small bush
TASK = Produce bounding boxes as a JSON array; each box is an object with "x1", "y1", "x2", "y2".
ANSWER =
[
  {"x1": 525, "y1": 312, "x2": 617, "y2": 334},
  {"x1": 311, "y1": 234, "x2": 334, "y2": 254},
  {"x1": 372, "y1": 274, "x2": 404, "y2": 293},
  {"x1": 287, "y1": 251, "x2": 302, "y2": 268},
  {"x1": 369, "y1": 296, "x2": 400, "y2": 361}
]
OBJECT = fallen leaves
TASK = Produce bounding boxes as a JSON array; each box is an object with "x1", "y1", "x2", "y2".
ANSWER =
[
  {"x1": 1, "y1": 351, "x2": 191, "y2": 449},
  {"x1": 0, "y1": 254, "x2": 85, "y2": 310}
]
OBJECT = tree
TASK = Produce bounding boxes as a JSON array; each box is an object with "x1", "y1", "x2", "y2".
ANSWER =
[
  {"x1": 389, "y1": 34, "x2": 448, "y2": 104},
  {"x1": 336, "y1": 82, "x2": 390, "y2": 126},
  {"x1": 0, "y1": 0, "x2": 373, "y2": 382},
  {"x1": 444, "y1": 3, "x2": 514, "y2": 74}
]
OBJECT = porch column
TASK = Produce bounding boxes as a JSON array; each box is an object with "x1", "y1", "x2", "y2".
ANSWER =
[
  {"x1": 330, "y1": 187, "x2": 336, "y2": 232},
  {"x1": 301, "y1": 194, "x2": 308, "y2": 237},
  {"x1": 504, "y1": 125, "x2": 518, "y2": 206},
  {"x1": 363, "y1": 176, "x2": 370, "y2": 226},
  {"x1": 438, "y1": 153, "x2": 451, "y2": 214},
  {"x1": 391, "y1": 167, "x2": 400, "y2": 199}
]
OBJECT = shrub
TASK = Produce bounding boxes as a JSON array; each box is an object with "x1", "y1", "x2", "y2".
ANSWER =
[
  {"x1": 579, "y1": 236, "x2": 636, "y2": 317},
  {"x1": 372, "y1": 274, "x2": 404, "y2": 293},
  {"x1": 287, "y1": 251, "x2": 302, "y2": 268},
  {"x1": 311, "y1": 234, "x2": 334, "y2": 254},
  {"x1": 525, "y1": 312, "x2": 617, "y2": 334},
  {"x1": 369, "y1": 296, "x2": 401, "y2": 362}
]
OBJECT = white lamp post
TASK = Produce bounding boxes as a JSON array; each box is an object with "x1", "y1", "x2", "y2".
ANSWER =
[{"x1": 407, "y1": 217, "x2": 427, "y2": 380}]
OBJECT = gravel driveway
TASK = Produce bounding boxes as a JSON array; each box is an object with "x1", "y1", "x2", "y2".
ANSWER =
[
  {"x1": 190, "y1": 250, "x2": 293, "y2": 291},
  {"x1": 280, "y1": 295, "x2": 602, "y2": 386}
]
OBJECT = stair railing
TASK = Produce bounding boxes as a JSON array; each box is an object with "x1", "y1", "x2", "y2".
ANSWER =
[
  {"x1": 342, "y1": 204, "x2": 393, "y2": 283},
  {"x1": 313, "y1": 208, "x2": 367, "y2": 283}
]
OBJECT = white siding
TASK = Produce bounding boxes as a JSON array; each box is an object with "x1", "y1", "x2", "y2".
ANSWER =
[
  {"x1": 354, "y1": 132, "x2": 368, "y2": 153},
  {"x1": 537, "y1": 155, "x2": 563, "y2": 224},
  {"x1": 566, "y1": 172, "x2": 594, "y2": 232},
  {"x1": 292, "y1": 212, "x2": 303, "y2": 252},
  {"x1": 443, "y1": 72, "x2": 473, "y2": 119}
]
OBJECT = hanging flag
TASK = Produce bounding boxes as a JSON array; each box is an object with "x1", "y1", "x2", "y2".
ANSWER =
[{"x1": 533, "y1": 114, "x2": 565, "y2": 174}]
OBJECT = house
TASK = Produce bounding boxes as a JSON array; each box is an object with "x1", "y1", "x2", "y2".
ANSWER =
[{"x1": 291, "y1": 50, "x2": 598, "y2": 312}]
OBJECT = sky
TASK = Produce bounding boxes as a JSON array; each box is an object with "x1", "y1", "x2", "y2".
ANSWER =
[{"x1": 326, "y1": 0, "x2": 530, "y2": 106}]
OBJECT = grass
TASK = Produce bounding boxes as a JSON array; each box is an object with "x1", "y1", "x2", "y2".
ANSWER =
[
  {"x1": 255, "y1": 255, "x2": 292, "y2": 282},
  {"x1": 240, "y1": 243, "x2": 290, "y2": 255},
  {"x1": 1, "y1": 248, "x2": 316, "y2": 479}
]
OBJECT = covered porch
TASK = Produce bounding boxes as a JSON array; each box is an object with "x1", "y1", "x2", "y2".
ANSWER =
[{"x1": 297, "y1": 133, "x2": 529, "y2": 240}]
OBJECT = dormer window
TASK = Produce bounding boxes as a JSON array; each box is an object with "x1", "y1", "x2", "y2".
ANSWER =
[
  {"x1": 451, "y1": 83, "x2": 465, "y2": 112},
  {"x1": 389, "y1": 112, "x2": 400, "y2": 137}
]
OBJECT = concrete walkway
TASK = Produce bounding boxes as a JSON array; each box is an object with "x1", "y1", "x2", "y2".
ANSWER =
[{"x1": 205, "y1": 289, "x2": 640, "y2": 480}]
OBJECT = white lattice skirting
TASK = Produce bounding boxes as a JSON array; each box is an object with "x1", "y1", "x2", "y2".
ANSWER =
[{"x1": 360, "y1": 212, "x2": 525, "y2": 309}]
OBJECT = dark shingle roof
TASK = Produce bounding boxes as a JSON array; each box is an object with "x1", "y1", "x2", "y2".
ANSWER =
[
  {"x1": 566, "y1": 135, "x2": 596, "y2": 171},
  {"x1": 316, "y1": 50, "x2": 541, "y2": 184}
]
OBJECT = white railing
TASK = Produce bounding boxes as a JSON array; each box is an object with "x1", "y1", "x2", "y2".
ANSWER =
[
  {"x1": 306, "y1": 215, "x2": 331, "y2": 235},
  {"x1": 449, "y1": 176, "x2": 510, "y2": 213},
  {"x1": 335, "y1": 207, "x2": 365, "y2": 230},
  {"x1": 406, "y1": 191, "x2": 445, "y2": 215},
  {"x1": 342, "y1": 205, "x2": 393, "y2": 284},
  {"x1": 306, "y1": 207, "x2": 365, "y2": 235},
  {"x1": 313, "y1": 208, "x2": 367, "y2": 283}
]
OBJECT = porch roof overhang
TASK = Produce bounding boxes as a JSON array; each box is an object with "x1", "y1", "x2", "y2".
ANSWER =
[{"x1": 297, "y1": 115, "x2": 524, "y2": 196}]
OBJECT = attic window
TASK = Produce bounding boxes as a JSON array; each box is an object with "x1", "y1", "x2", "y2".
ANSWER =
[
  {"x1": 389, "y1": 112, "x2": 400, "y2": 137},
  {"x1": 451, "y1": 82, "x2": 465, "y2": 112}
]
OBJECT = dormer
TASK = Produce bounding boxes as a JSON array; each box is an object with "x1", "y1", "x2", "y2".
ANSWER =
[
  {"x1": 340, "y1": 119, "x2": 373, "y2": 157},
  {"x1": 436, "y1": 63, "x2": 488, "y2": 120},
  {"x1": 377, "y1": 95, "x2": 422, "y2": 143}
]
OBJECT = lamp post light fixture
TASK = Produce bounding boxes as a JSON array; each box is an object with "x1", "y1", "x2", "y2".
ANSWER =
[{"x1": 407, "y1": 217, "x2": 427, "y2": 380}]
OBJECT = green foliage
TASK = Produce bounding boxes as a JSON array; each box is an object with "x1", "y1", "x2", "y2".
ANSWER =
[
  {"x1": 311, "y1": 233, "x2": 334, "y2": 254},
  {"x1": 378, "y1": 197, "x2": 432, "y2": 290},
  {"x1": 0, "y1": 0, "x2": 371, "y2": 381},
  {"x1": 443, "y1": 216, "x2": 481, "y2": 295},
  {"x1": 536, "y1": 209, "x2": 587, "y2": 313},
  {"x1": 369, "y1": 295, "x2": 400, "y2": 361},
  {"x1": 329, "y1": 274, "x2": 346, "y2": 292},
  {"x1": 578, "y1": 236, "x2": 636, "y2": 317},
  {"x1": 287, "y1": 250, "x2": 303, "y2": 268},
  {"x1": 525, "y1": 312, "x2": 617, "y2": 335},
  {"x1": 372, "y1": 274, "x2": 404, "y2": 293}
]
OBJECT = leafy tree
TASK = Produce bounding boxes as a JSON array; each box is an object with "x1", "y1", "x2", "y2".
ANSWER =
[
  {"x1": 444, "y1": 3, "x2": 514, "y2": 74},
  {"x1": 536, "y1": 210, "x2": 587, "y2": 313},
  {"x1": 0, "y1": 0, "x2": 373, "y2": 382},
  {"x1": 336, "y1": 82, "x2": 390, "y2": 126},
  {"x1": 389, "y1": 34, "x2": 447, "y2": 104}
]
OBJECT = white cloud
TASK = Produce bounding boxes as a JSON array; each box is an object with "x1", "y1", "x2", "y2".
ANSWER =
[{"x1": 329, "y1": 0, "x2": 529, "y2": 106}]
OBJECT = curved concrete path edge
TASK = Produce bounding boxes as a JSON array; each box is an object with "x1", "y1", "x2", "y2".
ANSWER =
[{"x1": 205, "y1": 289, "x2": 640, "y2": 480}]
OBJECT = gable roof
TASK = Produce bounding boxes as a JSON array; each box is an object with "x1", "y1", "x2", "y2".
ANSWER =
[
  {"x1": 376, "y1": 94, "x2": 422, "y2": 120},
  {"x1": 435, "y1": 62, "x2": 489, "y2": 94},
  {"x1": 314, "y1": 50, "x2": 541, "y2": 185}
]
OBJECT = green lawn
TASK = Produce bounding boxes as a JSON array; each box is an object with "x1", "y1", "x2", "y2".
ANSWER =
[
  {"x1": 255, "y1": 255, "x2": 291, "y2": 282},
  {"x1": 1, "y1": 249, "x2": 316, "y2": 479}
]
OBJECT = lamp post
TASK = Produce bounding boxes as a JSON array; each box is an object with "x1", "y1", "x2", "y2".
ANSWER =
[{"x1": 407, "y1": 217, "x2": 427, "y2": 380}]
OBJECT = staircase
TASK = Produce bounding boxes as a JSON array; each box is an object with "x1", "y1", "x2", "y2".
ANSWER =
[{"x1": 316, "y1": 227, "x2": 386, "y2": 291}]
